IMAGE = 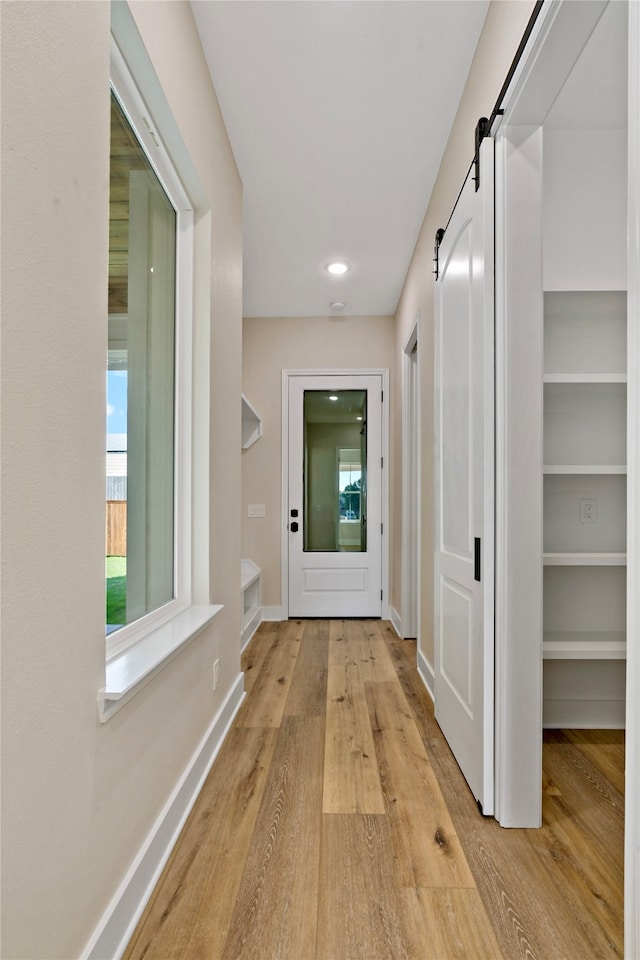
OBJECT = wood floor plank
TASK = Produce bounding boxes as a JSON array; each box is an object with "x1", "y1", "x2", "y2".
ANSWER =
[
  {"x1": 323, "y1": 661, "x2": 385, "y2": 814},
  {"x1": 241, "y1": 620, "x2": 278, "y2": 694},
  {"x1": 236, "y1": 620, "x2": 303, "y2": 728},
  {"x1": 542, "y1": 739, "x2": 624, "y2": 851},
  {"x1": 123, "y1": 726, "x2": 278, "y2": 960},
  {"x1": 538, "y1": 792, "x2": 623, "y2": 957},
  {"x1": 221, "y1": 715, "x2": 324, "y2": 960},
  {"x1": 366, "y1": 679, "x2": 475, "y2": 889},
  {"x1": 316, "y1": 813, "x2": 411, "y2": 960},
  {"x1": 283, "y1": 618, "x2": 329, "y2": 717},
  {"x1": 562, "y1": 728, "x2": 625, "y2": 796},
  {"x1": 328, "y1": 619, "x2": 398, "y2": 683},
  {"x1": 401, "y1": 887, "x2": 505, "y2": 960}
]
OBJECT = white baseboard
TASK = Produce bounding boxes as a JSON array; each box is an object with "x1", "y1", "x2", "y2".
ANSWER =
[
  {"x1": 417, "y1": 648, "x2": 435, "y2": 703},
  {"x1": 83, "y1": 673, "x2": 246, "y2": 960},
  {"x1": 241, "y1": 607, "x2": 262, "y2": 651},
  {"x1": 389, "y1": 606, "x2": 402, "y2": 638},
  {"x1": 261, "y1": 605, "x2": 284, "y2": 621},
  {"x1": 543, "y1": 698, "x2": 626, "y2": 729}
]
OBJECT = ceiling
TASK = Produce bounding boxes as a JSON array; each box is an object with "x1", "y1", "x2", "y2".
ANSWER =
[{"x1": 190, "y1": 1, "x2": 490, "y2": 318}]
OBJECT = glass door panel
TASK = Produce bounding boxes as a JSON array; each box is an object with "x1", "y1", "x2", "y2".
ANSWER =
[{"x1": 303, "y1": 389, "x2": 367, "y2": 552}]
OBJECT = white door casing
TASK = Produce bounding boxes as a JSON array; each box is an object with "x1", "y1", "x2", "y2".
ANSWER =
[
  {"x1": 286, "y1": 372, "x2": 385, "y2": 618},
  {"x1": 434, "y1": 137, "x2": 495, "y2": 815},
  {"x1": 402, "y1": 320, "x2": 420, "y2": 639}
]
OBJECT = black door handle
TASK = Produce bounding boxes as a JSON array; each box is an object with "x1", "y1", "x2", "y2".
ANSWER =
[
  {"x1": 474, "y1": 537, "x2": 481, "y2": 582},
  {"x1": 291, "y1": 521, "x2": 299, "y2": 533}
]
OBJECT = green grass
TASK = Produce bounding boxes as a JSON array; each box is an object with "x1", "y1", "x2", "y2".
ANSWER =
[{"x1": 106, "y1": 556, "x2": 126, "y2": 626}]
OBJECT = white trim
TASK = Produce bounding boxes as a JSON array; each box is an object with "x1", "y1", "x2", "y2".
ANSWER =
[
  {"x1": 107, "y1": 35, "x2": 196, "y2": 661},
  {"x1": 626, "y1": 1, "x2": 640, "y2": 954},
  {"x1": 100, "y1": 605, "x2": 223, "y2": 722},
  {"x1": 495, "y1": 0, "x2": 608, "y2": 131},
  {"x1": 493, "y1": 122, "x2": 544, "y2": 828},
  {"x1": 83, "y1": 673, "x2": 245, "y2": 960},
  {"x1": 262, "y1": 605, "x2": 285, "y2": 622},
  {"x1": 389, "y1": 606, "x2": 402, "y2": 638},
  {"x1": 401, "y1": 316, "x2": 420, "y2": 639},
  {"x1": 280, "y1": 369, "x2": 390, "y2": 620},
  {"x1": 241, "y1": 609, "x2": 262, "y2": 651},
  {"x1": 416, "y1": 647, "x2": 435, "y2": 703}
]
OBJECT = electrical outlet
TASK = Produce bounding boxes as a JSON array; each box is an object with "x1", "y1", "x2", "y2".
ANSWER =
[
  {"x1": 580, "y1": 498, "x2": 597, "y2": 524},
  {"x1": 213, "y1": 659, "x2": 220, "y2": 691}
]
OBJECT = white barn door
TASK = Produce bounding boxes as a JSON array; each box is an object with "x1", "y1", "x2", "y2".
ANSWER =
[{"x1": 434, "y1": 137, "x2": 495, "y2": 815}]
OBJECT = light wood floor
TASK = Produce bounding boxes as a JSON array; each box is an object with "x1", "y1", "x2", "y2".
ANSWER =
[{"x1": 124, "y1": 620, "x2": 624, "y2": 960}]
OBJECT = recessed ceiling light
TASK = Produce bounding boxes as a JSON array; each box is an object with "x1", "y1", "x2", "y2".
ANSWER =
[
  {"x1": 330, "y1": 301, "x2": 346, "y2": 312},
  {"x1": 326, "y1": 260, "x2": 350, "y2": 276},
  {"x1": 356, "y1": 416, "x2": 363, "y2": 421},
  {"x1": 329, "y1": 395, "x2": 339, "y2": 401}
]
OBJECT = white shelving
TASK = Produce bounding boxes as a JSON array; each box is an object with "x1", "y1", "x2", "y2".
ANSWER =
[
  {"x1": 542, "y1": 292, "x2": 627, "y2": 715},
  {"x1": 241, "y1": 394, "x2": 262, "y2": 450},
  {"x1": 543, "y1": 465, "x2": 627, "y2": 474},
  {"x1": 543, "y1": 632, "x2": 626, "y2": 660},
  {"x1": 543, "y1": 552, "x2": 626, "y2": 566},
  {"x1": 241, "y1": 559, "x2": 261, "y2": 649}
]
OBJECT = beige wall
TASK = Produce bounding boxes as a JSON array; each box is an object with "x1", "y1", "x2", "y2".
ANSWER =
[
  {"x1": 393, "y1": 0, "x2": 538, "y2": 665},
  {"x1": 242, "y1": 315, "x2": 394, "y2": 608},
  {"x1": 0, "y1": 2, "x2": 242, "y2": 957}
]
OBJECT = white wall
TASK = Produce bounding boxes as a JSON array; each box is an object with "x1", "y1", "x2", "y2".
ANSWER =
[
  {"x1": 242, "y1": 315, "x2": 394, "y2": 609},
  {"x1": 543, "y1": 129, "x2": 627, "y2": 290},
  {"x1": 0, "y1": 2, "x2": 242, "y2": 957}
]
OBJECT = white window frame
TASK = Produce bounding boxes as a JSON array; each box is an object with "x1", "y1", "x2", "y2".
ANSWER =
[
  {"x1": 99, "y1": 37, "x2": 222, "y2": 721},
  {"x1": 107, "y1": 40, "x2": 193, "y2": 659}
]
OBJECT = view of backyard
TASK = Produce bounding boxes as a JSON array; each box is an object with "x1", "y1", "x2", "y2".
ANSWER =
[{"x1": 106, "y1": 556, "x2": 126, "y2": 626}]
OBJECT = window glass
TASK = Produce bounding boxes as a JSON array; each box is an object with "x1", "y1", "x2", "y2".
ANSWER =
[
  {"x1": 106, "y1": 92, "x2": 176, "y2": 634},
  {"x1": 303, "y1": 390, "x2": 367, "y2": 552}
]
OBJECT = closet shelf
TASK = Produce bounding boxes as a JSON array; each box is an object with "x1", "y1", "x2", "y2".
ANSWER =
[
  {"x1": 543, "y1": 373, "x2": 627, "y2": 383},
  {"x1": 241, "y1": 394, "x2": 262, "y2": 450},
  {"x1": 543, "y1": 551, "x2": 626, "y2": 566},
  {"x1": 543, "y1": 464, "x2": 627, "y2": 474},
  {"x1": 543, "y1": 631, "x2": 626, "y2": 660}
]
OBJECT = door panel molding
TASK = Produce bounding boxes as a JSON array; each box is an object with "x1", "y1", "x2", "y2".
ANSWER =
[{"x1": 401, "y1": 317, "x2": 420, "y2": 639}]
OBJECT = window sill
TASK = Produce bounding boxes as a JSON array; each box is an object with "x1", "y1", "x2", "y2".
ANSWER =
[{"x1": 98, "y1": 604, "x2": 223, "y2": 722}]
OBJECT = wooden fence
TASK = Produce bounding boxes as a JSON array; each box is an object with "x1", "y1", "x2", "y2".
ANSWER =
[{"x1": 106, "y1": 501, "x2": 127, "y2": 557}]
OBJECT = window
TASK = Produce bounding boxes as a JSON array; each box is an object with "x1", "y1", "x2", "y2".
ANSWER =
[
  {"x1": 106, "y1": 57, "x2": 193, "y2": 656},
  {"x1": 106, "y1": 90, "x2": 177, "y2": 638},
  {"x1": 338, "y1": 452, "x2": 362, "y2": 520}
]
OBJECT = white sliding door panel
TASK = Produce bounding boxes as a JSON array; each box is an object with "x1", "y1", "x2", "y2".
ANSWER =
[{"x1": 434, "y1": 137, "x2": 494, "y2": 814}]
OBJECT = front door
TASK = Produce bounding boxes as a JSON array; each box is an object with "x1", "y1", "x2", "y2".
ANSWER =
[
  {"x1": 434, "y1": 137, "x2": 495, "y2": 814},
  {"x1": 287, "y1": 374, "x2": 383, "y2": 617}
]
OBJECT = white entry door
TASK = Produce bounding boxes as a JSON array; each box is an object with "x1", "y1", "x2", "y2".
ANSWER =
[
  {"x1": 434, "y1": 137, "x2": 494, "y2": 814},
  {"x1": 287, "y1": 374, "x2": 383, "y2": 618}
]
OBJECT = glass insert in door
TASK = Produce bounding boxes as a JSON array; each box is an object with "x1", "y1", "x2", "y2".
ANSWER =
[{"x1": 303, "y1": 389, "x2": 367, "y2": 552}]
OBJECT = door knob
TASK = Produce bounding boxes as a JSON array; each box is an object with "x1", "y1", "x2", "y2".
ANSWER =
[{"x1": 290, "y1": 521, "x2": 299, "y2": 532}]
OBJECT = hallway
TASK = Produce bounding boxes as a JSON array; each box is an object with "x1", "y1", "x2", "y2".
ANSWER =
[{"x1": 125, "y1": 620, "x2": 624, "y2": 960}]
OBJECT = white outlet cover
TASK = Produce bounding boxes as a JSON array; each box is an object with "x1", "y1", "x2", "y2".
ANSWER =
[{"x1": 579, "y1": 498, "x2": 597, "y2": 524}]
